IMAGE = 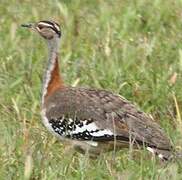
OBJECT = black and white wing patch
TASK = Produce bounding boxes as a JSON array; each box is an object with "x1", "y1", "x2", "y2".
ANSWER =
[
  {"x1": 49, "y1": 116, "x2": 114, "y2": 141},
  {"x1": 47, "y1": 115, "x2": 171, "y2": 160}
]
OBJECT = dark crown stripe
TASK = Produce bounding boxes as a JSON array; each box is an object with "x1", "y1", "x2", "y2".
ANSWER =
[{"x1": 39, "y1": 20, "x2": 61, "y2": 37}]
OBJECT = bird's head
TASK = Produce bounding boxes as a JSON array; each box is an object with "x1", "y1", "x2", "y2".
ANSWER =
[{"x1": 21, "y1": 20, "x2": 61, "y2": 40}]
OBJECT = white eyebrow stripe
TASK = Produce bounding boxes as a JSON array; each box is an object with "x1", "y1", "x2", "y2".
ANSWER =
[
  {"x1": 38, "y1": 22, "x2": 53, "y2": 28},
  {"x1": 54, "y1": 24, "x2": 60, "y2": 31}
]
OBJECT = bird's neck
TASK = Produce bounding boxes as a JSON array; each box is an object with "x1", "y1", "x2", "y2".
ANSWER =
[{"x1": 41, "y1": 37, "x2": 64, "y2": 106}]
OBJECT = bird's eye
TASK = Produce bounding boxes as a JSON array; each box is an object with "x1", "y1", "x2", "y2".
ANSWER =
[{"x1": 38, "y1": 25, "x2": 43, "y2": 30}]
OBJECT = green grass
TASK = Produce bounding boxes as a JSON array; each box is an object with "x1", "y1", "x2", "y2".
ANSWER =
[{"x1": 1, "y1": 0, "x2": 182, "y2": 179}]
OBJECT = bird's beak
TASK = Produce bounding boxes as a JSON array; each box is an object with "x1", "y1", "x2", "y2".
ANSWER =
[{"x1": 21, "y1": 23, "x2": 34, "y2": 29}]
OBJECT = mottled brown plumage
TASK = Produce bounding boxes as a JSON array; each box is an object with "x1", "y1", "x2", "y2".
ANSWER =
[
  {"x1": 44, "y1": 87, "x2": 172, "y2": 156},
  {"x1": 22, "y1": 20, "x2": 175, "y2": 160}
]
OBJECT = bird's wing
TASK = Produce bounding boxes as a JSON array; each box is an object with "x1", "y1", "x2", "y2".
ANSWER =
[{"x1": 44, "y1": 87, "x2": 172, "y2": 150}]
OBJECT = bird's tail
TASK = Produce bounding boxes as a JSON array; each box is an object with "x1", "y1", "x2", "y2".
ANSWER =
[{"x1": 147, "y1": 147, "x2": 182, "y2": 161}]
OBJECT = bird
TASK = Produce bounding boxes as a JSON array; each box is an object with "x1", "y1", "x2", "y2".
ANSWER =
[{"x1": 21, "y1": 20, "x2": 175, "y2": 161}]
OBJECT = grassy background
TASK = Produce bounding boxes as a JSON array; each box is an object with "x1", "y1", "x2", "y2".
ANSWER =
[{"x1": 1, "y1": 0, "x2": 182, "y2": 179}]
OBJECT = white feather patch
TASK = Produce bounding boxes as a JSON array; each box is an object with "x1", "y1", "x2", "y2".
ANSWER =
[
  {"x1": 86, "y1": 141, "x2": 98, "y2": 147},
  {"x1": 158, "y1": 154, "x2": 164, "y2": 159},
  {"x1": 147, "y1": 147, "x2": 165, "y2": 160},
  {"x1": 70, "y1": 121, "x2": 113, "y2": 137},
  {"x1": 90, "y1": 129, "x2": 113, "y2": 137},
  {"x1": 147, "y1": 147, "x2": 155, "y2": 154},
  {"x1": 41, "y1": 108, "x2": 65, "y2": 140}
]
